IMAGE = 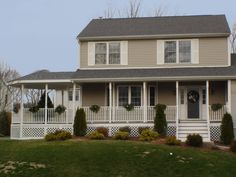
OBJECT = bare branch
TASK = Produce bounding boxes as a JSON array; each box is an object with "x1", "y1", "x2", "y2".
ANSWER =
[
  {"x1": 231, "y1": 23, "x2": 236, "y2": 53},
  {"x1": 126, "y1": 0, "x2": 142, "y2": 18},
  {"x1": 153, "y1": 5, "x2": 168, "y2": 17}
]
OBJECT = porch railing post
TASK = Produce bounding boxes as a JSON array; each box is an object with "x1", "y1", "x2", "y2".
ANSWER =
[
  {"x1": 20, "y1": 84, "x2": 24, "y2": 139},
  {"x1": 109, "y1": 82, "x2": 112, "y2": 123},
  {"x1": 44, "y1": 84, "x2": 48, "y2": 135},
  {"x1": 143, "y1": 82, "x2": 147, "y2": 123},
  {"x1": 72, "y1": 82, "x2": 76, "y2": 123},
  {"x1": 206, "y1": 80, "x2": 211, "y2": 141},
  {"x1": 227, "y1": 80, "x2": 232, "y2": 113},
  {"x1": 176, "y1": 81, "x2": 179, "y2": 139},
  {"x1": 112, "y1": 83, "x2": 115, "y2": 122}
]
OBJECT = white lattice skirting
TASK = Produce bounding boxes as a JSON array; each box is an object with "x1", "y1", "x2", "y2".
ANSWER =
[
  {"x1": 210, "y1": 124, "x2": 221, "y2": 142},
  {"x1": 11, "y1": 124, "x2": 73, "y2": 140}
]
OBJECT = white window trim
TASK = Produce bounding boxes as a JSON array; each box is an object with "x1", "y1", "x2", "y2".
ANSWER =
[
  {"x1": 117, "y1": 85, "x2": 143, "y2": 106},
  {"x1": 68, "y1": 89, "x2": 79, "y2": 101},
  {"x1": 95, "y1": 41, "x2": 121, "y2": 65},
  {"x1": 164, "y1": 39, "x2": 192, "y2": 64}
]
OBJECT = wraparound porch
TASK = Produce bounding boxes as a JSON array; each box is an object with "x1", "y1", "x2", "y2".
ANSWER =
[{"x1": 10, "y1": 80, "x2": 231, "y2": 141}]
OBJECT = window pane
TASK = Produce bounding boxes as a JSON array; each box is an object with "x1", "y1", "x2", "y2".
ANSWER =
[
  {"x1": 68, "y1": 91, "x2": 73, "y2": 101},
  {"x1": 95, "y1": 43, "x2": 106, "y2": 64},
  {"x1": 149, "y1": 87, "x2": 155, "y2": 106},
  {"x1": 165, "y1": 41, "x2": 176, "y2": 63},
  {"x1": 109, "y1": 43, "x2": 120, "y2": 64},
  {"x1": 179, "y1": 41, "x2": 191, "y2": 63},
  {"x1": 131, "y1": 86, "x2": 141, "y2": 106},
  {"x1": 119, "y1": 87, "x2": 128, "y2": 106}
]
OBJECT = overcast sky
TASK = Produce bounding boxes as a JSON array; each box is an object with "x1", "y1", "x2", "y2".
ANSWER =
[{"x1": 0, "y1": 0, "x2": 236, "y2": 75}]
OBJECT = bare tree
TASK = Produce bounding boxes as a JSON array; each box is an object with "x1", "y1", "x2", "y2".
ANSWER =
[
  {"x1": 104, "y1": 6, "x2": 116, "y2": 18},
  {"x1": 0, "y1": 62, "x2": 21, "y2": 111},
  {"x1": 153, "y1": 5, "x2": 168, "y2": 17},
  {"x1": 126, "y1": 0, "x2": 142, "y2": 18},
  {"x1": 231, "y1": 23, "x2": 236, "y2": 53}
]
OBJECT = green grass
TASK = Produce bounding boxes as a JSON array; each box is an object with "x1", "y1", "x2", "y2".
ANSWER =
[{"x1": 0, "y1": 139, "x2": 236, "y2": 177}]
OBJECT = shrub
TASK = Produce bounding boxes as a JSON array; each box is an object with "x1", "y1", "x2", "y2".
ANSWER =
[
  {"x1": 119, "y1": 126, "x2": 131, "y2": 134},
  {"x1": 73, "y1": 108, "x2": 87, "y2": 136},
  {"x1": 55, "y1": 105, "x2": 66, "y2": 115},
  {"x1": 230, "y1": 140, "x2": 236, "y2": 153},
  {"x1": 220, "y1": 113, "x2": 234, "y2": 145},
  {"x1": 96, "y1": 127, "x2": 109, "y2": 137},
  {"x1": 88, "y1": 131, "x2": 105, "y2": 140},
  {"x1": 45, "y1": 130, "x2": 72, "y2": 141},
  {"x1": 139, "y1": 129, "x2": 159, "y2": 141},
  {"x1": 138, "y1": 127, "x2": 150, "y2": 135},
  {"x1": 114, "y1": 131, "x2": 129, "y2": 140},
  {"x1": 123, "y1": 104, "x2": 134, "y2": 111},
  {"x1": 154, "y1": 104, "x2": 167, "y2": 137},
  {"x1": 165, "y1": 136, "x2": 181, "y2": 146},
  {"x1": 0, "y1": 111, "x2": 11, "y2": 136},
  {"x1": 13, "y1": 103, "x2": 20, "y2": 114},
  {"x1": 186, "y1": 134, "x2": 203, "y2": 147}
]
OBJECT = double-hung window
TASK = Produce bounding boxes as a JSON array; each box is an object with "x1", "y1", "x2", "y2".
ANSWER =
[
  {"x1": 164, "y1": 40, "x2": 191, "y2": 64},
  {"x1": 95, "y1": 42, "x2": 120, "y2": 65},
  {"x1": 68, "y1": 90, "x2": 79, "y2": 101},
  {"x1": 118, "y1": 86, "x2": 142, "y2": 106}
]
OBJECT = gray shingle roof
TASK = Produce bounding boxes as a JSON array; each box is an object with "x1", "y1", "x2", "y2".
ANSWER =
[
  {"x1": 11, "y1": 54, "x2": 236, "y2": 83},
  {"x1": 78, "y1": 15, "x2": 230, "y2": 40}
]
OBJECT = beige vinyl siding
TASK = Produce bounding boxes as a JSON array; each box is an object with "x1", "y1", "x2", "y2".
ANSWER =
[
  {"x1": 82, "y1": 83, "x2": 106, "y2": 106},
  {"x1": 80, "y1": 37, "x2": 228, "y2": 68},
  {"x1": 231, "y1": 80, "x2": 236, "y2": 134},
  {"x1": 199, "y1": 38, "x2": 228, "y2": 65}
]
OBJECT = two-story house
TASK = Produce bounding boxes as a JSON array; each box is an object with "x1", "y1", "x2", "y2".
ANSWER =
[{"x1": 9, "y1": 15, "x2": 236, "y2": 141}]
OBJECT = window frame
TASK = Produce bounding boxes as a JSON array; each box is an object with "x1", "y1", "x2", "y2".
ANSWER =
[
  {"x1": 164, "y1": 39, "x2": 192, "y2": 64},
  {"x1": 68, "y1": 89, "x2": 80, "y2": 101},
  {"x1": 94, "y1": 41, "x2": 121, "y2": 65},
  {"x1": 117, "y1": 85, "x2": 143, "y2": 106}
]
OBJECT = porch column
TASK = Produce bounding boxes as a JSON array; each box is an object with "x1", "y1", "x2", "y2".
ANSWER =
[
  {"x1": 44, "y1": 84, "x2": 48, "y2": 125},
  {"x1": 206, "y1": 80, "x2": 210, "y2": 141},
  {"x1": 176, "y1": 81, "x2": 179, "y2": 139},
  {"x1": 227, "y1": 80, "x2": 232, "y2": 113},
  {"x1": 20, "y1": 84, "x2": 24, "y2": 138},
  {"x1": 109, "y1": 82, "x2": 112, "y2": 123},
  {"x1": 112, "y1": 83, "x2": 115, "y2": 122},
  {"x1": 72, "y1": 83, "x2": 76, "y2": 122},
  {"x1": 143, "y1": 82, "x2": 147, "y2": 123}
]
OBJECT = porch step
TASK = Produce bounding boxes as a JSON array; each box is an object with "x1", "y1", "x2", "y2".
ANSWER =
[{"x1": 178, "y1": 122, "x2": 209, "y2": 142}]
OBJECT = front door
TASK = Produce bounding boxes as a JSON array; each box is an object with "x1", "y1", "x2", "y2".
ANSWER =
[{"x1": 187, "y1": 89, "x2": 200, "y2": 119}]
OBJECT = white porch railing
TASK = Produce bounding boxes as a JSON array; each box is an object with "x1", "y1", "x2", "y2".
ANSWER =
[
  {"x1": 84, "y1": 106, "x2": 110, "y2": 123},
  {"x1": 113, "y1": 106, "x2": 144, "y2": 122},
  {"x1": 209, "y1": 105, "x2": 227, "y2": 122},
  {"x1": 147, "y1": 106, "x2": 176, "y2": 122}
]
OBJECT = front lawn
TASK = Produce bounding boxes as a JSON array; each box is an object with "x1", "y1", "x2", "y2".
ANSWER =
[{"x1": 0, "y1": 139, "x2": 236, "y2": 177}]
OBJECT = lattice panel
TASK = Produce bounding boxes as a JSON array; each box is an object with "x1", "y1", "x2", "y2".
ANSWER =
[
  {"x1": 167, "y1": 126, "x2": 176, "y2": 136},
  {"x1": 86, "y1": 127, "x2": 97, "y2": 134},
  {"x1": 22, "y1": 127, "x2": 44, "y2": 138},
  {"x1": 11, "y1": 125, "x2": 20, "y2": 139},
  {"x1": 46, "y1": 127, "x2": 73, "y2": 135},
  {"x1": 210, "y1": 126, "x2": 221, "y2": 141}
]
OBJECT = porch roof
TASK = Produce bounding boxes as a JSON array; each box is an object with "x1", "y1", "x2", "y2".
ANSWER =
[{"x1": 9, "y1": 54, "x2": 236, "y2": 86}]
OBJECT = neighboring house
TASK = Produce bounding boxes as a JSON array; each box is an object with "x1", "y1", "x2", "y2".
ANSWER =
[{"x1": 9, "y1": 15, "x2": 236, "y2": 141}]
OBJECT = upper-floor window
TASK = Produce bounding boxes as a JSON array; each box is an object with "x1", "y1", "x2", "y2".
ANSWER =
[
  {"x1": 164, "y1": 40, "x2": 191, "y2": 64},
  {"x1": 95, "y1": 42, "x2": 120, "y2": 65}
]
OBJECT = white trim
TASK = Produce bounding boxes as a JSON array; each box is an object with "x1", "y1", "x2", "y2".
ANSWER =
[
  {"x1": 45, "y1": 84, "x2": 48, "y2": 126},
  {"x1": 176, "y1": 81, "x2": 179, "y2": 139},
  {"x1": 143, "y1": 82, "x2": 147, "y2": 122},
  {"x1": 79, "y1": 64, "x2": 230, "y2": 70},
  {"x1": 228, "y1": 37, "x2": 231, "y2": 66},
  {"x1": 227, "y1": 80, "x2": 232, "y2": 113},
  {"x1": 72, "y1": 83, "x2": 76, "y2": 122},
  {"x1": 78, "y1": 33, "x2": 230, "y2": 41},
  {"x1": 72, "y1": 76, "x2": 236, "y2": 82},
  {"x1": 206, "y1": 80, "x2": 210, "y2": 141},
  {"x1": 20, "y1": 84, "x2": 24, "y2": 139},
  {"x1": 109, "y1": 82, "x2": 112, "y2": 123}
]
